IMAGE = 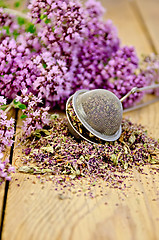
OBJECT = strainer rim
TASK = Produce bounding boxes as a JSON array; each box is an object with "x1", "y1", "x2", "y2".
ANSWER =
[{"x1": 66, "y1": 95, "x2": 98, "y2": 144}]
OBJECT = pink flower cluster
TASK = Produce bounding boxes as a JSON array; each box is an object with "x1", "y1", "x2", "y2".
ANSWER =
[
  {"x1": 0, "y1": 7, "x2": 41, "y2": 99},
  {"x1": 0, "y1": 0, "x2": 159, "y2": 109},
  {"x1": 16, "y1": 89, "x2": 50, "y2": 138},
  {"x1": 0, "y1": 154, "x2": 15, "y2": 185},
  {"x1": 140, "y1": 54, "x2": 159, "y2": 96},
  {"x1": 102, "y1": 46, "x2": 146, "y2": 108},
  {"x1": 32, "y1": 52, "x2": 72, "y2": 109},
  {"x1": 25, "y1": 0, "x2": 159, "y2": 108},
  {"x1": 0, "y1": 7, "x2": 19, "y2": 35},
  {"x1": 0, "y1": 36, "x2": 40, "y2": 99},
  {"x1": 28, "y1": 0, "x2": 122, "y2": 107},
  {"x1": 0, "y1": 96, "x2": 15, "y2": 151}
]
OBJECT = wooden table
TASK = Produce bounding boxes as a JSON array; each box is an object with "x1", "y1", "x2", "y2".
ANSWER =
[{"x1": 0, "y1": 0, "x2": 159, "y2": 239}]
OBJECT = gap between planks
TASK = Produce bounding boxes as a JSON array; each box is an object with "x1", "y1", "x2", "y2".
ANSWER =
[
  {"x1": 134, "y1": 0, "x2": 159, "y2": 54},
  {"x1": 129, "y1": 0, "x2": 158, "y2": 54},
  {"x1": 100, "y1": 0, "x2": 153, "y2": 56}
]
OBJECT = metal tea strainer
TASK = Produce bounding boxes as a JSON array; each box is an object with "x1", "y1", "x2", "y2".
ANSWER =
[{"x1": 66, "y1": 84, "x2": 159, "y2": 143}]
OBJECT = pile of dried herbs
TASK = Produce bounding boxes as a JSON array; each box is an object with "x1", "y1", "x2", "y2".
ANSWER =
[{"x1": 19, "y1": 115, "x2": 159, "y2": 189}]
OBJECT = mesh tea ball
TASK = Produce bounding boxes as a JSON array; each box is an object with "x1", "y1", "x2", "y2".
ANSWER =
[
  {"x1": 66, "y1": 84, "x2": 159, "y2": 143},
  {"x1": 70, "y1": 89, "x2": 123, "y2": 141}
]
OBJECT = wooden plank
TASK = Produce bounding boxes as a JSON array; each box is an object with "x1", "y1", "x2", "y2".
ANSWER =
[
  {"x1": 99, "y1": 0, "x2": 153, "y2": 56},
  {"x1": 5, "y1": 0, "x2": 28, "y2": 10},
  {"x1": 1, "y1": 0, "x2": 159, "y2": 240},
  {"x1": 0, "y1": 181, "x2": 5, "y2": 225},
  {"x1": 0, "y1": 109, "x2": 15, "y2": 231},
  {"x1": 134, "y1": 0, "x2": 159, "y2": 54},
  {"x1": 2, "y1": 167, "x2": 159, "y2": 240}
]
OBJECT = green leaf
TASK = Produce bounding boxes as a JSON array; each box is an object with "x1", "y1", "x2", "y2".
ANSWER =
[
  {"x1": 26, "y1": 23, "x2": 36, "y2": 33},
  {"x1": 3, "y1": 27, "x2": 10, "y2": 35},
  {"x1": 17, "y1": 17, "x2": 26, "y2": 26},
  {"x1": 40, "y1": 14, "x2": 51, "y2": 24},
  {"x1": 13, "y1": 99, "x2": 20, "y2": 105},
  {"x1": 0, "y1": 0, "x2": 7, "y2": 7},
  {"x1": 50, "y1": 114, "x2": 59, "y2": 120},
  {"x1": 40, "y1": 14, "x2": 47, "y2": 20},
  {"x1": 13, "y1": 100, "x2": 27, "y2": 109},
  {"x1": 31, "y1": 48, "x2": 36, "y2": 52},
  {"x1": 0, "y1": 105, "x2": 7, "y2": 111},
  {"x1": 42, "y1": 63, "x2": 47, "y2": 69},
  {"x1": 111, "y1": 154, "x2": 118, "y2": 165},
  {"x1": 18, "y1": 166, "x2": 34, "y2": 174},
  {"x1": 91, "y1": 181, "x2": 97, "y2": 186},
  {"x1": 14, "y1": 1, "x2": 21, "y2": 8},
  {"x1": 20, "y1": 114, "x2": 27, "y2": 119},
  {"x1": 18, "y1": 104, "x2": 27, "y2": 109},
  {"x1": 41, "y1": 129, "x2": 50, "y2": 135},
  {"x1": 33, "y1": 132, "x2": 41, "y2": 138},
  {"x1": 2, "y1": 26, "x2": 10, "y2": 35},
  {"x1": 18, "y1": 166, "x2": 53, "y2": 174},
  {"x1": 13, "y1": 30, "x2": 20, "y2": 40},
  {"x1": 44, "y1": 18, "x2": 51, "y2": 24}
]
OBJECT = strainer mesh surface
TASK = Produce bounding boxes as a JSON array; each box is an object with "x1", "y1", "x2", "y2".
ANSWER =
[{"x1": 74, "y1": 89, "x2": 123, "y2": 136}]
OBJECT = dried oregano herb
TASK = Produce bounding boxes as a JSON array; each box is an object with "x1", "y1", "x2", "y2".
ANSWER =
[{"x1": 18, "y1": 114, "x2": 159, "y2": 190}]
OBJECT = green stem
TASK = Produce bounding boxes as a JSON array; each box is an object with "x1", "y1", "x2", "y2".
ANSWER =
[{"x1": 4, "y1": 100, "x2": 14, "y2": 113}]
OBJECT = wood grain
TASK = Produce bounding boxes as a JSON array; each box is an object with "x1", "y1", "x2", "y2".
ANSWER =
[
  {"x1": 2, "y1": 167, "x2": 159, "y2": 240},
  {"x1": 0, "y1": 179, "x2": 5, "y2": 226},
  {"x1": 123, "y1": 95, "x2": 159, "y2": 139},
  {"x1": 134, "y1": 0, "x2": 159, "y2": 54},
  {"x1": 0, "y1": 110, "x2": 15, "y2": 229},
  {"x1": 1, "y1": 0, "x2": 159, "y2": 240},
  {"x1": 99, "y1": 0, "x2": 152, "y2": 56}
]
